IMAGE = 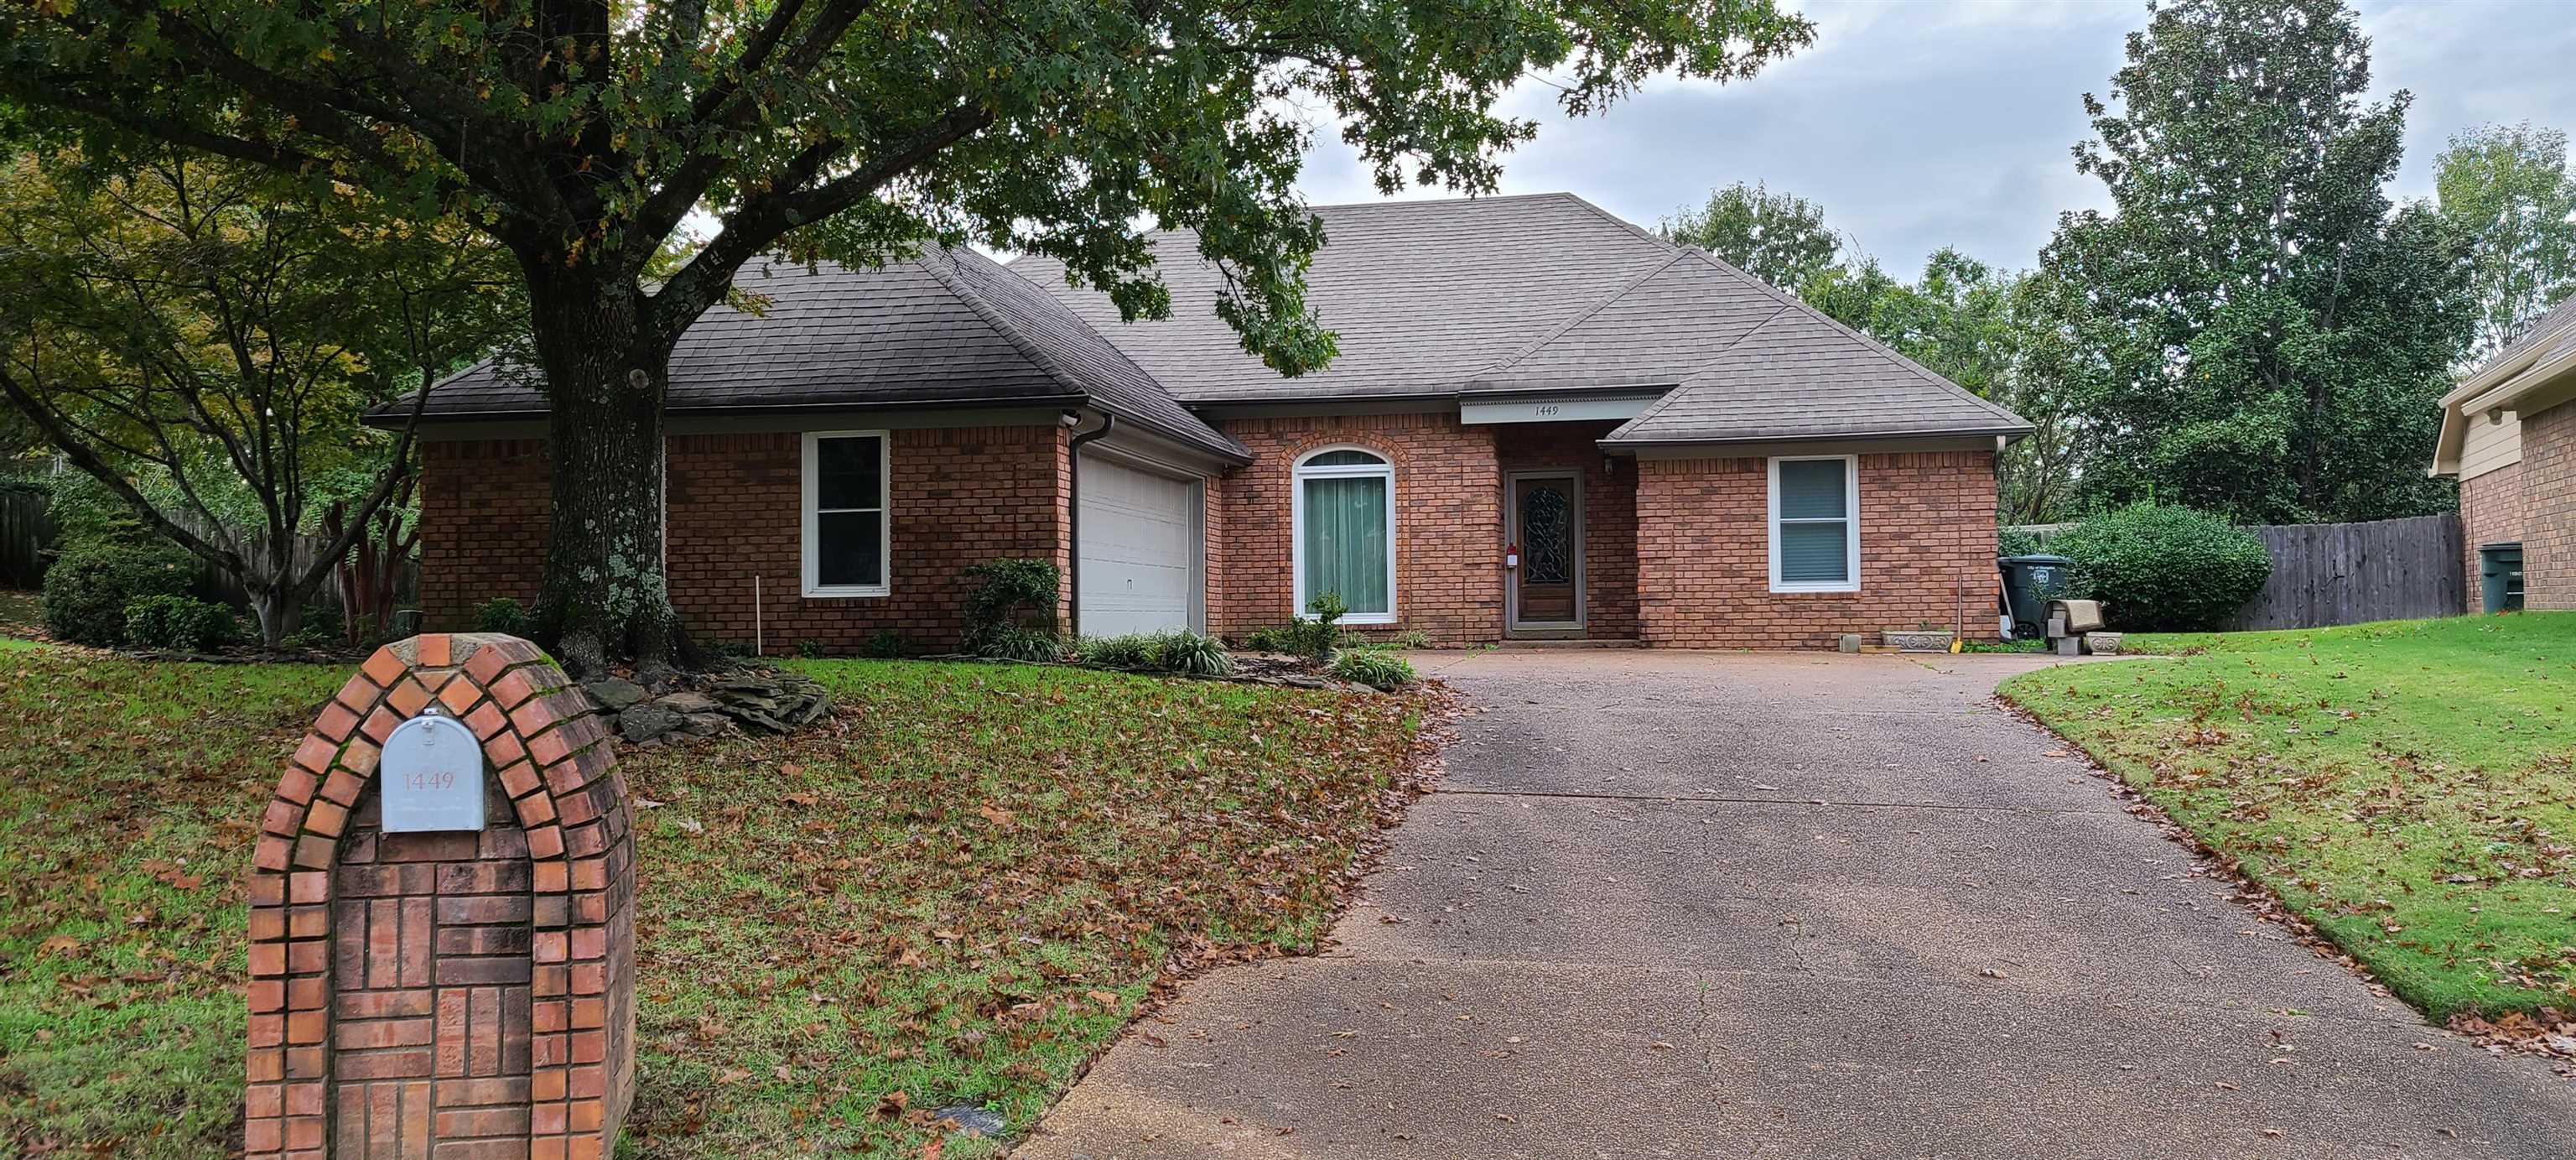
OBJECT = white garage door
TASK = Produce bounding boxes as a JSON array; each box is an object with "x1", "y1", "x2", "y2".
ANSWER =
[{"x1": 1077, "y1": 454, "x2": 1202, "y2": 636}]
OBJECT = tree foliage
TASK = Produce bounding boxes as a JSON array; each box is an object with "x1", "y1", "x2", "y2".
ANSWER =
[
  {"x1": 2435, "y1": 122, "x2": 2576, "y2": 364},
  {"x1": 2034, "y1": 0, "x2": 2475, "y2": 524},
  {"x1": 0, "y1": 0, "x2": 1815, "y2": 671},
  {"x1": 0, "y1": 148, "x2": 518, "y2": 644},
  {"x1": 1661, "y1": 180, "x2": 1847, "y2": 291}
]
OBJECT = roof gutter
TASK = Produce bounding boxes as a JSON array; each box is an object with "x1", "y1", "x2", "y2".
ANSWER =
[
  {"x1": 1064, "y1": 412, "x2": 1116, "y2": 639},
  {"x1": 1599, "y1": 424, "x2": 2035, "y2": 452}
]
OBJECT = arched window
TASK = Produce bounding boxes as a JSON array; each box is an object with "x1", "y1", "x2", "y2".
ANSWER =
[{"x1": 1292, "y1": 447, "x2": 1396, "y2": 623}]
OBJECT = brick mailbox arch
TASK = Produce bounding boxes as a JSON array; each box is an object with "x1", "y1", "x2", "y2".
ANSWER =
[{"x1": 245, "y1": 633, "x2": 636, "y2": 1160}]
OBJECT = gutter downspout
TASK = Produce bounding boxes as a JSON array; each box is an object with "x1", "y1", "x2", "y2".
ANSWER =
[{"x1": 1065, "y1": 411, "x2": 1115, "y2": 639}]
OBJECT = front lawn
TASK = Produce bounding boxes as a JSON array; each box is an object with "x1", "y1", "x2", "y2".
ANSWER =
[
  {"x1": 2000, "y1": 614, "x2": 2576, "y2": 1021},
  {"x1": 0, "y1": 651, "x2": 1425, "y2": 1157}
]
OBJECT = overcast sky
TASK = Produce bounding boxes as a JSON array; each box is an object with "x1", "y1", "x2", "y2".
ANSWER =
[{"x1": 1291, "y1": 0, "x2": 2576, "y2": 278}]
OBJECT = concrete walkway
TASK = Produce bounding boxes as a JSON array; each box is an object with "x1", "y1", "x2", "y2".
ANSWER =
[{"x1": 1019, "y1": 651, "x2": 2576, "y2": 1158}]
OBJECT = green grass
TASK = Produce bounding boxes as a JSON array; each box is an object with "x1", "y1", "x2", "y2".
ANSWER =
[
  {"x1": 1999, "y1": 613, "x2": 2576, "y2": 1021},
  {"x1": 0, "y1": 589, "x2": 43, "y2": 640},
  {"x1": 0, "y1": 652, "x2": 1420, "y2": 1157}
]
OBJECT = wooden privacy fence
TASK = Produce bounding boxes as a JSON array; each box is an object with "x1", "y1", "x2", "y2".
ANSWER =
[
  {"x1": 0, "y1": 489, "x2": 51, "y2": 588},
  {"x1": 0, "y1": 492, "x2": 416, "y2": 612},
  {"x1": 2003, "y1": 512, "x2": 2466, "y2": 630},
  {"x1": 2223, "y1": 513, "x2": 2464, "y2": 631}
]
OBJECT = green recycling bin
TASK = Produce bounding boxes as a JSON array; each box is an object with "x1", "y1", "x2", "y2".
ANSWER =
[
  {"x1": 1998, "y1": 554, "x2": 2074, "y2": 640},
  {"x1": 2480, "y1": 543, "x2": 2524, "y2": 614}
]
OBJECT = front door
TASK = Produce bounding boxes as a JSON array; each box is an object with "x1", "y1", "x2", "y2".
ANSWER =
[{"x1": 1509, "y1": 472, "x2": 1582, "y2": 632}]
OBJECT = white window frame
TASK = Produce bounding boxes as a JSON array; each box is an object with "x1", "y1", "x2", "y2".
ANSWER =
[
  {"x1": 1768, "y1": 454, "x2": 1860, "y2": 594},
  {"x1": 802, "y1": 430, "x2": 891, "y2": 598},
  {"x1": 1291, "y1": 445, "x2": 1398, "y2": 625}
]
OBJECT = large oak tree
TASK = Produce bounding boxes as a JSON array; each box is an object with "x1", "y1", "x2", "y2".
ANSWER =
[{"x1": 2, "y1": 0, "x2": 1814, "y2": 673}]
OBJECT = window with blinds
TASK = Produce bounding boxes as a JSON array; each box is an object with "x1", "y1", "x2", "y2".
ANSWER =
[{"x1": 1769, "y1": 456, "x2": 1857, "y2": 592}]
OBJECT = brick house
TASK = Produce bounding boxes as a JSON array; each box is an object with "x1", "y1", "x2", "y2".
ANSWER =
[
  {"x1": 2432, "y1": 296, "x2": 2576, "y2": 612},
  {"x1": 394, "y1": 194, "x2": 2032, "y2": 652}
]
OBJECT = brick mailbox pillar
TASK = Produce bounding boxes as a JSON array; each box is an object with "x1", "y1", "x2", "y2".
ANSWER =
[{"x1": 244, "y1": 633, "x2": 636, "y2": 1159}]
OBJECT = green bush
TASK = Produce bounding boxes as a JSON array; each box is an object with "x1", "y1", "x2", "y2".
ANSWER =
[
  {"x1": 1080, "y1": 630, "x2": 1235, "y2": 676},
  {"x1": 1329, "y1": 645, "x2": 1415, "y2": 690},
  {"x1": 473, "y1": 596, "x2": 529, "y2": 637},
  {"x1": 865, "y1": 630, "x2": 905, "y2": 659},
  {"x1": 1077, "y1": 633, "x2": 1159, "y2": 668},
  {"x1": 962, "y1": 559, "x2": 1061, "y2": 650},
  {"x1": 797, "y1": 638, "x2": 827, "y2": 659},
  {"x1": 40, "y1": 541, "x2": 195, "y2": 645},
  {"x1": 1997, "y1": 526, "x2": 2045, "y2": 559},
  {"x1": 2052, "y1": 502, "x2": 2271, "y2": 632},
  {"x1": 1151, "y1": 630, "x2": 1235, "y2": 677},
  {"x1": 979, "y1": 627, "x2": 1064, "y2": 663},
  {"x1": 123, "y1": 594, "x2": 237, "y2": 652}
]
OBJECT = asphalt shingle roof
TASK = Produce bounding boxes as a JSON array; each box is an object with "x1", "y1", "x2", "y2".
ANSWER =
[
  {"x1": 405, "y1": 193, "x2": 2028, "y2": 455},
  {"x1": 392, "y1": 242, "x2": 1247, "y2": 462},
  {"x1": 1010, "y1": 193, "x2": 1677, "y2": 402},
  {"x1": 1020, "y1": 194, "x2": 2028, "y2": 445}
]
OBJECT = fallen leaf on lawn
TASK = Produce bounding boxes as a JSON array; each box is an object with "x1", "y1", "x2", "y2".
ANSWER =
[
  {"x1": 1086, "y1": 990, "x2": 1120, "y2": 1006},
  {"x1": 784, "y1": 791, "x2": 818, "y2": 807},
  {"x1": 979, "y1": 803, "x2": 1015, "y2": 826}
]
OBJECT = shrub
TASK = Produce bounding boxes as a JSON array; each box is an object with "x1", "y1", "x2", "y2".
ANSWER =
[
  {"x1": 123, "y1": 594, "x2": 237, "y2": 652},
  {"x1": 1151, "y1": 630, "x2": 1235, "y2": 677},
  {"x1": 1078, "y1": 633, "x2": 1159, "y2": 668},
  {"x1": 2051, "y1": 502, "x2": 2271, "y2": 632},
  {"x1": 40, "y1": 541, "x2": 194, "y2": 645},
  {"x1": 1997, "y1": 526, "x2": 2044, "y2": 559},
  {"x1": 1329, "y1": 645, "x2": 1416, "y2": 690},
  {"x1": 962, "y1": 559, "x2": 1060, "y2": 649},
  {"x1": 979, "y1": 627, "x2": 1064, "y2": 663},
  {"x1": 473, "y1": 596, "x2": 530, "y2": 637},
  {"x1": 865, "y1": 630, "x2": 905, "y2": 659},
  {"x1": 797, "y1": 638, "x2": 827, "y2": 659}
]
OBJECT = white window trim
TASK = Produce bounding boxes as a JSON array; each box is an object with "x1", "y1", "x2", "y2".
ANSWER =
[
  {"x1": 802, "y1": 430, "x2": 891, "y2": 598},
  {"x1": 1291, "y1": 445, "x2": 1398, "y2": 625},
  {"x1": 1768, "y1": 454, "x2": 1860, "y2": 594}
]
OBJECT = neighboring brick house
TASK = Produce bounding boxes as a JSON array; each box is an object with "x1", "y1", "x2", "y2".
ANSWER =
[
  {"x1": 2433, "y1": 296, "x2": 2576, "y2": 612},
  {"x1": 388, "y1": 194, "x2": 2032, "y2": 652}
]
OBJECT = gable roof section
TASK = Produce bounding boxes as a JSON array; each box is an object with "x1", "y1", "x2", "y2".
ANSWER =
[
  {"x1": 1011, "y1": 193, "x2": 1677, "y2": 402},
  {"x1": 1464, "y1": 249, "x2": 1791, "y2": 393},
  {"x1": 388, "y1": 243, "x2": 1247, "y2": 462},
  {"x1": 1021, "y1": 194, "x2": 2028, "y2": 445},
  {"x1": 1598, "y1": 250, "x2": 2030, "y2": 446},
  {"x1": 2433, "y1": 295, "x2": 2576, "y2": 475}
]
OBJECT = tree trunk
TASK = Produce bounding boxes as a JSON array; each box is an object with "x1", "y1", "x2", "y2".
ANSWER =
[
  {"x1": 249, "y1": 584, "x2": 304, "y2": 648},
  {"x1": 523, "y1": 269, "x2": 693, "y2": 676}
]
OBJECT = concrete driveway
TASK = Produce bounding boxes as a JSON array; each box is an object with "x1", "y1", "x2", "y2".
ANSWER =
[{"x1": 1019, "y1": 650, "x2": 2576, "y2": 1158}]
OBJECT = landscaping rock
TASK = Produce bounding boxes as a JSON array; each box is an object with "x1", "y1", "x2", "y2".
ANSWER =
[
  {"x1": 935, "y1": 1105, "x2": 1007, "y2": 1137},
  {"x1": 584, "y1": 678, "x2": 648, "y2": 710},
  {"x1": 656, "y1": 690, "x2": 720, "y2": 715},
  {"x1": 681, "y1": 712, "x2": 730, "y2": 736},
  {"x1": 617, "y1": 703, "x2": 681, "y2": 744}
]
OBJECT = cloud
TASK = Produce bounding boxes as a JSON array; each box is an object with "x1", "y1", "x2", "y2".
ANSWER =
[{"x1": 1294, "y1": 0, "x2": 2576, "y2": 273}]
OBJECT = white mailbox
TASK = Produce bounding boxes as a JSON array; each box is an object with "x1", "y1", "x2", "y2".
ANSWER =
[{"x1": 379, "y1": 708, "x2": 486, "y2": 832}]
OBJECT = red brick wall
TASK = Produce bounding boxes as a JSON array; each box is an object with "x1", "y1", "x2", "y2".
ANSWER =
[
  {"x1": 419, "y1": 440, "x2": 549, "y2": 631},
  {"x1": 2523, "y1": 402, "x2": 2575, "y2": 611},
  {"x1": 2459, "y1": 461, "x2": 2527, "y2": 609},
  {"x1": 1635, "y1": 450, "x2": 2000, "y2": 648},
  {"x1": 418, "y1": 426, "x2": 1072, "y2": 654},
  {"x1": 1493, "y1": 422, "x2": 1639, "y2": 639},
  {"x1": 665, "y1": 426, "x2": 1069, "y2": 653},
  {"x1": 1207, "y1": 413, "x2": 1502, "y2": 646},
  {"x1": 246, "y1": 633, "x2": 636, "y2": 1160}
]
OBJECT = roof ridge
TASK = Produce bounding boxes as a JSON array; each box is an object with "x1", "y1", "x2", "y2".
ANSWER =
[
  {"x1": 1604, "y1": 302, "x2": 1796, "y2": 440},
  {"x1": 1668, "y1": 247, "x2": 2025, "y2": 427},
  {"x1": 1474, "y1": 249, "x2": 1696, "y2": 378},
  {"x1": 911, "y1": 241, "x2": 1091, "y2": 395},
  {"x1": 925, "y1": 242, "x2": 1252, "y2": 460}
]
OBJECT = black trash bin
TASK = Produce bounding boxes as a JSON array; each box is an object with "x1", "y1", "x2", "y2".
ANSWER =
[{"x1": 1997, "y1": 554, "x2": 2074, "y2": 640}]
